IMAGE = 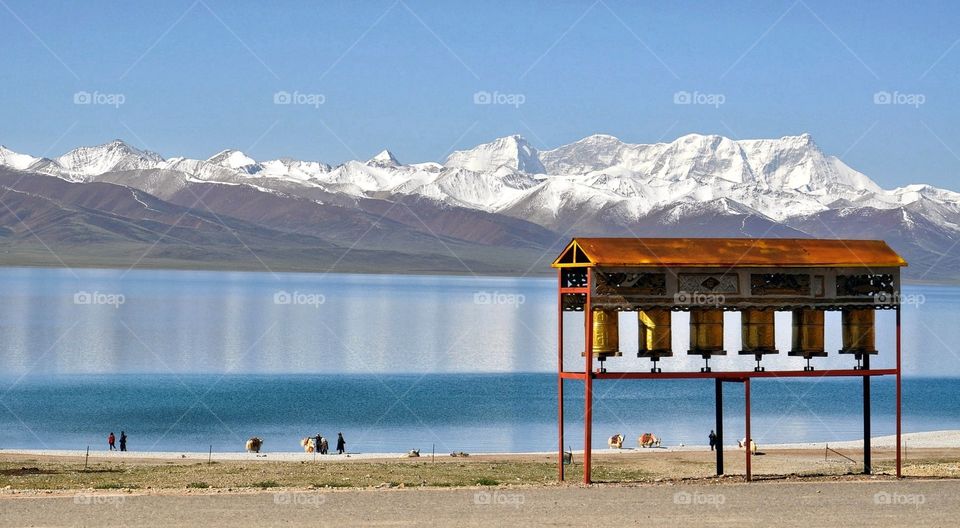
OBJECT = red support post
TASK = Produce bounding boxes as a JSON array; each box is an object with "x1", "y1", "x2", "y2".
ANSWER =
[
  {"x1": 896, "y1": 306, "x2": 902, "y2": 478},
  {"x1": 745, "y1": 377, "x2": 752, "y2": 482},
  {"x1": 557, "y1": 269, "x2": 565, "y2": 481},
  {"x1": 584, "y1": 270, "x2": 593, "y2": 485}
]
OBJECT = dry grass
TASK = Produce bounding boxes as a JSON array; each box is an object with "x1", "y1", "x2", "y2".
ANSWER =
[
  {"x1": 1, "y1": 448, "x2": 958, "y2": 492},
  {"x1": 0, "y1": 457, "x2": 644, "y2": 491}
]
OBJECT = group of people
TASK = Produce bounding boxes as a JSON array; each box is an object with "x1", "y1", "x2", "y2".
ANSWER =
[
  {"x1": 314, "y1": 432, "x2": 346, "y2": 455},
  {"x1": 109, "y1": 430, "x2": 347, "y2": 454},
  {"x1": 107, "y1": 431, "x2": 128, "y2": 451}
]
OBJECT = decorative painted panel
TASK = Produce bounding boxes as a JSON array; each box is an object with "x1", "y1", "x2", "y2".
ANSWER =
[{"x1": 678, "y1": 274, "x2": 739, "y2": 294}]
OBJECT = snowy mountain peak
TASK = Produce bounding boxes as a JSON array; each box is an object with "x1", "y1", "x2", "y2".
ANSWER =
[
  {"x1": 445, "y1": 134, "x2": 545, "y2": 174},
  {"x1": 100, "y1": 139, "x2": 163, "y2": 160},
  {"x1": 586, "y1": 133, "x2": 621, "y2": 141},
  {"x1": 368, "y1": 149, "x2": 400, "y2": 167},
  {"x1": 540, "y1": 134, "x2": 636, "y2": 175},
  {"x1": 738, "y1": 134, "x2": 879, "y2": 193},
  {"x1": 53, "y1": 140, "x2": 164, "y2": 176},
  {"x1": 207, "y1": 149, "x2": 257, "y2": 169},
  {"x1": 0, "y1": 132, "x2": 947, "y2": 237},
  {"x1": 0, "y1": 145, "x2": 40, "y2": 171}
]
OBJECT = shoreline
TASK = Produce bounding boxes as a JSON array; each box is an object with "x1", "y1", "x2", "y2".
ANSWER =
[
  {"x1": 3, "y1": 432, "x2": 958, "y2": 498},
  {"x1": 0, "y1": 262, "x2": 954, "y2": 286},
  {"x1": 3, "y1": 430, "x2": 957, "y2": 462}
]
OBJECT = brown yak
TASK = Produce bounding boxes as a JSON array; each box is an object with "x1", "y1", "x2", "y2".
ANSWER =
[{"x1": 245, "y1": 437, "x2": 263, "y2": 453}]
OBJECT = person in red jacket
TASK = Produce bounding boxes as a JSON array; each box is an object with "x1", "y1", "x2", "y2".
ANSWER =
[{"x1": 108, "y1": 432, "x2": 116, "y2": 451}]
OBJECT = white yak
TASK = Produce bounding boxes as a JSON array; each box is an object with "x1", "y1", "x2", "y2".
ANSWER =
[
  {"x1": 738, "y1": 438, "x2": 758, "y2": 455},
  {"x1": 300, "y1": 437, "x2": 316, "y2": 453}
]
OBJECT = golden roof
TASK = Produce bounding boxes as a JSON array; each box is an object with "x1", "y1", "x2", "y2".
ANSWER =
[{"x1": 552, "y1": 238, "x2": 907, "y2": 268}]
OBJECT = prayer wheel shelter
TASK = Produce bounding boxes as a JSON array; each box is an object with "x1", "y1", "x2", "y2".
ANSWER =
[{"x1": 552, "y1": 237, "x2": 907, "y2": 483}]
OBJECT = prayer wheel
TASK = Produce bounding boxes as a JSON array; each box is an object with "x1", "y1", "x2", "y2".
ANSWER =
[
  {"x1": 582, "y1": 309, "x2": 621, "y2": 359},
  {"x1": 839, "y1": 309, "x2": 878, "y2": 356},
  {"x1": 688, "y1": 309, "x2": 726, "y2": 357},
  {"x1": 739, "y1": 309, "x2": 778, "y2": 356},
  {"x1": 637, "y1": 309, "x2": 672, "y2": 359},
  {"x1": 788, "y1": 308, "x2": 826, "y2": 358}
]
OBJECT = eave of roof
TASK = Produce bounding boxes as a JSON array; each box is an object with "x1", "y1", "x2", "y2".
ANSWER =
[{"x1": 551, "y1": 238, "x2": 908, "y2": 268}]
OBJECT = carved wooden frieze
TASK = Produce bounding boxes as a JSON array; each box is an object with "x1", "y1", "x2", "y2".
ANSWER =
[
  {"x1": 561, "y1": 268, "x2": 588, "y2": 288},
  {"x1": 595, "y1": 272, "x2": 667, "y2": 296},
  {"x1": 750, "y1": 273, "x2": 811, "y2": 296},
  {"x1": 677, "y1": 274, "x2": 739, "y2": 294},
  {"x1": 561, "y1": 293, "x2": 586, "y2": 311},
  {"x1": 836, "y1": 274, "x2": 895, "y2": 296}
]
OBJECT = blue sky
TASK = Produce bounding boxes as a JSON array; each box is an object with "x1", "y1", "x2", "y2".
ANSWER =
[{"x1": 1, "y1": 0, "x2": 958, "y2": 189}]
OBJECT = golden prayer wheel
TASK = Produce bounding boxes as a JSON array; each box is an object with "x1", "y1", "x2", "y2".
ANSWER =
[
  {"x1": 637, "y1": 309, "x2": 672, "y2": 358},
  {"x1": 788, "y1": 309, "x2": 826, "y2": 358},
  {"x1": 739, "y1": 309, "x2": 778, "y2": 356},
  {"x1": 688, "y1": 309, "x2": 726, "y2": 357},
  {"x1": 839, "y1": 309, "x2": 878, "y2": 356},
  {"x1": 582, "y1": 309, "x2": 621, "y2": 359}
]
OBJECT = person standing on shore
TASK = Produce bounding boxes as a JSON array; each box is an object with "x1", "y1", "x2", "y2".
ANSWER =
[
  {"x1": 315, "y1": 433, "x2": 322, "y2": 455},
  {"x1": 336, "y1": 432, "x2": 345, "y2": 455},
  {"x1": 119, "y1": 431, "x2": 127, "y2": 452},
  {"x1": 108, "y1": 432, "x2": 116, "y2": 451},
  {"x1": 708, "y1": 430, "x2": 717, "y2": 451}
]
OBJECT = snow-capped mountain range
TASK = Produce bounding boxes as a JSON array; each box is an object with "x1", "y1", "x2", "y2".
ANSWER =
[{"x1": 1, "y1": 133, "x2": 959, "y2": 279}]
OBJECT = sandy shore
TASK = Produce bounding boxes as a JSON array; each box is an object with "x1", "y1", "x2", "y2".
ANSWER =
[
  {"x1": 1, "y1": 433, "x2": 958, "y2": 494},
  {"x1": 3, "y1": 430, "x2": 957, "y2": 462},
  {"x1": 762, "y1": 430, "x2": 960, "y2": 450},
  {"x1": 2, "y1": 432, "x2": 959, "y2": 526}
]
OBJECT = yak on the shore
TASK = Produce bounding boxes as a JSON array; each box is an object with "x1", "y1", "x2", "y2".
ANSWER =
[
  {"x1": 738, "y1": 438, "x2": 758, "y2": 455},
  {"x1": 300, "y1": 437, "x2": 316, "y2": 453},
  {"x1": 638, "y1": 433, "x2": 661, "y2": 448},
  {"x1": 245, "y1": 437, "x2": 263, "y2": 453}
]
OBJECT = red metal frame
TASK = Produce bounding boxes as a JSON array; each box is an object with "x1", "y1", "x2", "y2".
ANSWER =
[
  {"x1": 557, "y1": 269, "x2": 564, "y2": 481},
  {"x1": 559, "y1": 267, "x2": 904, "y2": 484},
  {"x1": 583, "y1": 270, "x2": 594, "y2": 484},
  {"x1": 745, "y1": 378, "x2": 751, "y2": 481},
  {"x1": 561, "y1": 368, "x2": 896, "y2": 380}
]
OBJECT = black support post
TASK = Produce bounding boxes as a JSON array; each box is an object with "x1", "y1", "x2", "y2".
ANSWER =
[
  {"x1": 863, "y1": 353, "x2": 871, "y2": 474},
  {"x1": 715, "y1": 378, "x2": 724, "y2": 475}
]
